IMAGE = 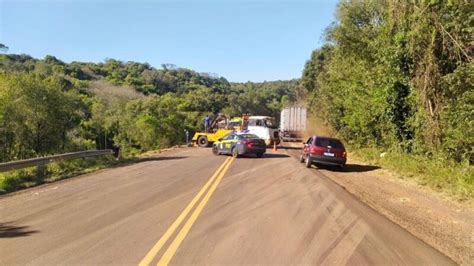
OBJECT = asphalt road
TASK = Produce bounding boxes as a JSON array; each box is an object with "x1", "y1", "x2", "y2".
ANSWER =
[{"x1": 0, "y1": 147, "x2": 454, "y2": 265}]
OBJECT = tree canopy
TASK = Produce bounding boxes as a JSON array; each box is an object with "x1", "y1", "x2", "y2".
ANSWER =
[
  {"x1": 300, "y1": 1, "x2": 473, "y2": 164},
  {"x1": 0, "y1": 54, "x2": 298, "y2": 161}
]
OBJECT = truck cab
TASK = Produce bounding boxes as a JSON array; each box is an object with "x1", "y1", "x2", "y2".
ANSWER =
[{"x1": 246, "y1": 116, "x2": 280, "y2": 146}]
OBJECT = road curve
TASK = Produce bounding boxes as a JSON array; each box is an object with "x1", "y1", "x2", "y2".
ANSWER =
[{"x1": 0, "y1": 147, "x2": 454, "y2": 265}]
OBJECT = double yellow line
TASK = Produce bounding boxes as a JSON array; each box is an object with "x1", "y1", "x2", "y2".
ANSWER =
[{"x1": 139, "y1": 157, "x2": 234, "y2": 266}]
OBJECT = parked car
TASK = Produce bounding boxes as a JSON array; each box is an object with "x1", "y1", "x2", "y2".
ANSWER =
[
  {"x1": 299, "y1": 136, "x2": 347, "y2": 168},
  {"x1": 212, "y1": 132, "x2": 267, "y2": 158}
]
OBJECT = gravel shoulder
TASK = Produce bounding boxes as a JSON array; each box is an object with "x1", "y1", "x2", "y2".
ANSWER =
[{"x1": 283, "y1": 143, "x2": 474, "y2": 265}]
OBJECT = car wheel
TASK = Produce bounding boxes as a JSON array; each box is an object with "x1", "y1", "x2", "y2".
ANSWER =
[
  {"x1": 305, "y1": 156, "x2": 312, "y2": 168},
  {"x1": 197, "y1": 136, "x2": 209, "y2": 147},
  {"x1": 212, "y1": 146, "x2": 219, "y2": 155},
  {"x1": 256, "y1": 152, "x2": 264, "y2": 158},
  {"x1": 299, "y1": 153, "x2": 305, "y2": 163},
  {"x1": 231, "y1": 147, "x2": 239, "y2": 158}
]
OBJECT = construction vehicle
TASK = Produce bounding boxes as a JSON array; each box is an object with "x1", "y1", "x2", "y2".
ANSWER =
[
  {"x1": 227, "y1": 117, "x2": 242, "y2": 131},
  {"x1": 192, "y1": 114, "x2": 232, "y2": 147},
  {"x1": 192, "y1": 113, "x2": 280, "y2": 147}
]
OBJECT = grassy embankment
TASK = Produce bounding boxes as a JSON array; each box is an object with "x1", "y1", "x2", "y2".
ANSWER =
[
  {"x1": 0, "y1": 145, "x2": 185, "y2": 195},
  {"x1": 351, "y1": 148, "x2": 473, "y2": 203},
  {"x1": 307, "y1": 115, "x2": 474, "y2": 203},
  {"x1": 0, "y1": 156, "x2": 118, "y2": 194},
  {"x1": 0, "y1": 147, "x2": 169, "y2": 194}
]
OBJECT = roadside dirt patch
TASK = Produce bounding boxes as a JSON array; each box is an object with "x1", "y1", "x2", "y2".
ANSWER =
[{"x1": 283, "y1": 143, "x2": 474, "y2": 265}]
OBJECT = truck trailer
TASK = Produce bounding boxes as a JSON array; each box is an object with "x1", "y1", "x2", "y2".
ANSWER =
[{"x1": 280, "y1": 106, "x2": 307, "y2": 142}]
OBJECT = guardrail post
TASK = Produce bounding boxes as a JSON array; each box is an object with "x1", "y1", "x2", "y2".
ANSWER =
[
  {"x1": 112, "y1": 146, "x2": 120, "y2": 160},
  {"x1": 184, "y1": 130, "x2": 189, "y2": 146},
  {"x1": 36, "y1": 164, "x2": 46, "y2": 183}
]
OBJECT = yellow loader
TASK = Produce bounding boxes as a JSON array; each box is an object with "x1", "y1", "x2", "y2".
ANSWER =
[
  {"x1": 192, "y1": 114, "x2": 233, "y2": 147},
  {"x1": 192, "y1": 129, "x2": 232, "y2": 147}
]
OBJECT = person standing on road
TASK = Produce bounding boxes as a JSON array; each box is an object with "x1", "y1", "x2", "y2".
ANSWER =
[{"x1": 204, "y1": 115, "x2": 210, "y2": 132}]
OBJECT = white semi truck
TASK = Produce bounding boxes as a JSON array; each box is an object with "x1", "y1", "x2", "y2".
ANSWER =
[{"x1": 280, "y1": 107, "x2": 307, "y2": 142}]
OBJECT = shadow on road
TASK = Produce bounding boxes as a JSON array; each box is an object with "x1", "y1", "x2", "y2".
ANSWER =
[
  {"x1": 315, "y1": 164, "x2": 380, "y2": 173},
  {"x1": 343, "y1": 164, "x2": 380, "y2": 172},
  {"x1": 263, "y1": 153, "x2": 291, "y2": 159},
  {"x1": 136, "y1": 156, "x2": 187, "y2": 162},
  {"x1": 280, "y1": 146, "x2": 303, "y2": 150},
  {"x1": 110, "y1": 156, "x2": 187, "y2": 169},
  {"x1": 236, "y1": 153, "x2": 290, "y2": 159},
  {"x1": 0, "y1": 222, "x2": 38, "y2": 238}
]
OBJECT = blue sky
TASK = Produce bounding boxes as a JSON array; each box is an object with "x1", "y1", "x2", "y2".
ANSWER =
[{"x1": 0, "y1": 0, "x2": 337, "y2": 82}]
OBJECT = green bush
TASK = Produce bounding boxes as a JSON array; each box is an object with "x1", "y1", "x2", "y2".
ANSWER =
[
  {"x1": 299, "y1": 1, "x2": 473, "y2": 200},
  {"x1": 352, "y1": 148, "x2": 474, "y2": 201},
  {"x1": 0, "y1": 156, "x2": 116, "y2": 193}
]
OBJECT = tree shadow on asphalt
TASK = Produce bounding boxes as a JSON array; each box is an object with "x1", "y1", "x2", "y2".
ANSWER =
[
  {"x1": 280, "y1": 146, "x2": 303, "y2": 150},
  {"x1": 0, "y1": 222, "x2": 38, "y2": 238},
  {"x1": 237, "y1": 154, "x2": 290, "y2": 159},
  {"x1": 263, "y1": 154, "x2": 290, "y2": 159},
  {"x1": 136, "y1": 156, "x2": 187, "y2": 162},
  {"x1": 109, "y1": 156, "x2": 187, "y2": 168},
  {"x1": 315, "y1": 164, "x2": 380, "y2": 173}
]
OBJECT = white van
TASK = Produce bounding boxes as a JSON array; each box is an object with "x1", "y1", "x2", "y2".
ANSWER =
[{"x1": 246, "y1": 116, "x2": 280, "y2": 146}]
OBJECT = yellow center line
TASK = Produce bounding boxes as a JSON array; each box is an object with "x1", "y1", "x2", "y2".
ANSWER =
[
  {"x1": 139, "y1": 156, "x2": 232, "y2": 266},
  {"x1": 157, "y1": 157, "x2": 234, "y2": 266}
]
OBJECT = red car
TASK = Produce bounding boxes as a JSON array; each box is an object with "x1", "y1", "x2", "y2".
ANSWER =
[{"x1": 300, "y1": 136, "x2": 347, "y2": 168}]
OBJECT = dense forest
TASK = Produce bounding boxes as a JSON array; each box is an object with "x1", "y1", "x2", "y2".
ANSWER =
[
  {"x1": 0, "y1": 1, "x2": 472, "y2": 195},
  {"x1": 0, "y1": 53, "x2": 297, "y2": 162},
  {"x1": 300, "y1": 1, "x2": 473, "y2": 165}
]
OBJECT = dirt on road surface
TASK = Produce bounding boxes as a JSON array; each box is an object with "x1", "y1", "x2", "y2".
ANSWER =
[
  {"x1": 0, "y1": 147, "x2": 455, "y2": 265},
  {"x1": 284, "y1": 143, "x2": 474, "y2": 265}
]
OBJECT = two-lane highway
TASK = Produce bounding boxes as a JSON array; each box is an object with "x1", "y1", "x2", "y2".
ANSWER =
[{"x1": 0, "y1": 147, "x2": 454, "y2": 265}]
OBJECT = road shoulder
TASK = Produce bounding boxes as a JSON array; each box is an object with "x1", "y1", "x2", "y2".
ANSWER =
[{"x1": 283, "y1": 145, "x2": 474, "y2": 265}]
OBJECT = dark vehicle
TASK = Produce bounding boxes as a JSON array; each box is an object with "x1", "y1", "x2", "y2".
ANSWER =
[
  {"x1": 212, "y1": 132, "x2": 266, "y2": 158},
  {"x1": 300, "y1": 136, "x2": 347, "y2": 168}
]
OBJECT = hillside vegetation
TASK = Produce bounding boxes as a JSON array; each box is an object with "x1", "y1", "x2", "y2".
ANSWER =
[
  {"x1": 0, "y1": 54, "x2": 297, "y2": 162},
  {"x1": 300, "y1": 1, "x2": 473, "y2": 199},
  {"x1": 0, "y1": 54, "x2": 297, "y2": 191}
]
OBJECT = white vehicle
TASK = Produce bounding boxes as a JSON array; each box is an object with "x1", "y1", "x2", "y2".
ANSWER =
[
  {"x1": 280, "y1": 106, "x2": 307, "y2": 141},
  {"x1": 246, "y1": 116, "x2": 280, "y2": 146}
]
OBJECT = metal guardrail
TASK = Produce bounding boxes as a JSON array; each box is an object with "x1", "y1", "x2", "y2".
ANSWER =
[{"x1": 0, "y1": 149, "x2": 114, "y2": 173}]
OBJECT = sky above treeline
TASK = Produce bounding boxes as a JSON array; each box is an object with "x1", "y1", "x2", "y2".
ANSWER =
[{"x1": 0, "y1": 0, "x2": 338, "y2": 82}]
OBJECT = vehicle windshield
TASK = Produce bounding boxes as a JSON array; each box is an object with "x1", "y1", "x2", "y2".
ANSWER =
[
  {"x1": 238, "y1": 134, "x2": 259, "y2": 139},
  {"x1": 264, "y1": 118, "x2": 278, "y2": 129},
  {"x1": 315, "y1": 138, "x2": 344, "y2": 149}
]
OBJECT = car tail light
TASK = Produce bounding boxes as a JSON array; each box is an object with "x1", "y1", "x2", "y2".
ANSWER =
[
  {"x1": 309, "y1": 145, "x2": 325, "y2": 155},
  {"x1": 241, "y1": 139, "x2": 252, "y2": 148},
  {"x1": 342, "y1": 151, "x2": 347, "y2": 158}
]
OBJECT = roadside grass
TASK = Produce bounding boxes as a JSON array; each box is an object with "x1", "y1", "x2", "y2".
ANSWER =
[
  {"x1": 350, "y1": 148, "x2": 474, "y2": 203},
  {"x1": 0, "y1": 147, "x2": 183, "y2": 194},
  {"x1": 0, "y1": 156, "x2": 118, "y2": 194}
]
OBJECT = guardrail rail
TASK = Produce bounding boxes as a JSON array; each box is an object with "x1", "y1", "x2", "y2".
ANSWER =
[{"x1": 0, "y1": 150, "x2": 114, "y2": 173}]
